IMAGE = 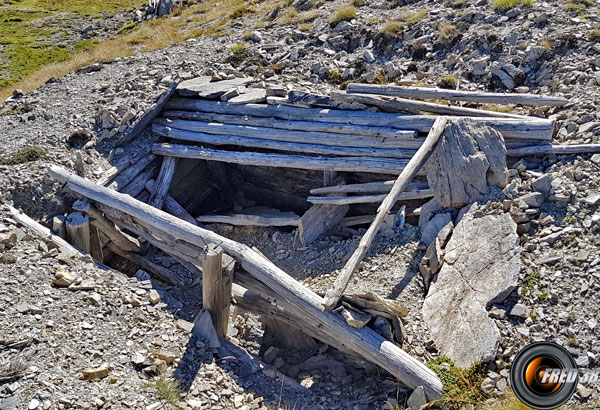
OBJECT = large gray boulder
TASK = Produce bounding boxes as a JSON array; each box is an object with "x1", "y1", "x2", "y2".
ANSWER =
[
  {"x1": 422, "y1": 204, "x2": 520, "y2": 367},
  {"x1": 425, "y1": 119, "x2": 508, "y2": 208}
]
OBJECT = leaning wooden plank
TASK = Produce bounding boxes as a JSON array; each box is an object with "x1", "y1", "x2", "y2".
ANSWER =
[
  {"x1": 346, "y1": 83, "x2": 569, "y2": 107},
  {"x1": 97, "y1": 146, "x2": 152, "y2": 186},
  {"x1": 152, "y1": 143, "x2": 409, "y2": 175},
  {"x1": 331, "y1": 91, "x2": 525, "y2": 119},
  {"x1": 154, "y1": 118, "x2": 423, "y2": 149},
  {"x1": 108, "y1": 244, "x2": 189, "y2": 287},
  {"x1": 161, "y1": 110, "x2": 419, "y2": 139},
  {"x1": 310, "y1": 179, "x2": 428, "y2": 195},
  {"x1": 146, "y1": 179, "x2": 197, "y2": 226},
  {"x1": 152, "y1": 124, "x2": 418, "y2": 159},
  {"x1": 197, "y1": 211, "x2": 300, "y2": 227},
  {"x1": 149, "y1": 157, "x2": 177, "y2": 209},
  {"x1": 164, "y1": 99, "x2": 553, "y2": 140},
  {"x1": 108, "y1": 153, "x2": 156, "y2": 191},
  {"x1": 507, "y1": 144, "x2": 600, "y2": 156},
  {"x1": 47, "y1": 166, "x2": 443, "y2": 400},
  {"x1": 120, "y1": 163, "x2": 160, "y2": 198},
  {"x1": 323, "y1": 117, "x2": 448, "y2": 309},
  {"x1": 307, "y1": 189, "x2": 434, "y2": 205}
]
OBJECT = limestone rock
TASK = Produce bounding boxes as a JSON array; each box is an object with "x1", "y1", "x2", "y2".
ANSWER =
[
  {"x1": 425, "y1": 119, "x2": 508, "y2": 208},
  {"x1": 422, "y1": 204, "x2": 520, "y2": 367}
]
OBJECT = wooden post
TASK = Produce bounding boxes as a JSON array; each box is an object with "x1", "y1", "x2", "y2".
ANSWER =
[
  {"x1": 65, "y1": 212, "x2": 90, "y2": 254},
  {"x1": 202, "y1": 246, "x2": 234, "y2": 337},
  {"x1": 149, "y1": 156, "x2": 177, "y2": 209},
  {"x1": 52, "y1": 215, "x2": 67, "y2": 240},
  {"x1": 323, "y1": 117, "x2": 448, "y2": 309}
]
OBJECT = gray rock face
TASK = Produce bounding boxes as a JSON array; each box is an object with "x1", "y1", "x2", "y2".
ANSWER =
[
  {"x1": 425, "y1": 119, "x2": 508, "y2": 208},
  {"x1": 422, "y1": 204, "x2": 520, "y2": 367}
]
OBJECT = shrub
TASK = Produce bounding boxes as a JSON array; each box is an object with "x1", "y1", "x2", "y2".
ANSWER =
[
  {"x1": 426, "y1": 356, "x2": 487, "y2": 409},
  {"x1": 327, "y1": 70, "x2": 343, "y2": 85},
  {"x1": 330, "y1": 7, "x2": 356, "y2": 25},
  {"x1": 0, "y1": 146, "x2": 46, "y2": 165},
  {"x1": 438, "y1": 75, "x2": 458, "y2": 89},
  {"x1": 493, "y1": 0, "x2": 534, "y2": 11}
]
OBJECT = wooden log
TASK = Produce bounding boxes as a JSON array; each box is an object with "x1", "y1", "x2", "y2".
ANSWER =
[
  {"x1": 108, "y1": 243, "x2": 189, "y2": 287},
  {"x1": 108, "y1": 154, "x2": 156, "y2": 191},
  {"x1": 47, "y1": 165, "x2": 443, "y2": 399},
  {"x1": 202, "y1": 246, "x2": 234, "y2": 337},
  {"x1": 152, "y1": 143, "x2": 410, "y2": 175},
  {"x1": 164, "y1": 98, "x2": 553, "y2": 140},
  {"x1": 149, "y1": 156, "x2": 177, "y2": 209},
  {"x1": 346, "y1": 83, "x2": 569, "y2": 107},
  {"x1": 162, "y1": 110, "x2": 419, "y2": 139},
  {"x1": 120, "y1": 163, "x2": 159, "y2": 197},
  {"x1": 197, "y1": 210, "x2": 300, "y2": 227},
  {"x1": 310, "y1": 179, "x2": 428, "y2": 195},
  {"x1": 323, "y1": 118, "x2": 448, "y2": 309},
  {"x1": 97, "y1": 146, "x2": 152, "y2": 186},
  {"x1": 65, "y1": 212, "x2": 91, "y2": 254},
  {"x1": 152, "y1": 124, "x2": 418, "y2": 159},
  {"x1": 146, "y1": 179, "x2": 197, "y2": 226},
  {"x1": 154, "y1": 118, "x2": 423, "y2": 149},
  {"x1": 52, "y1": 215, "x2": 67, "y2": 240},
  {"x1": 507, "y1": 144, "x2": 600, "y2": 156},
  {"x1": 331, "y1": 91, "x2": 525, "y2": 119},
  {"x1": 299, "y1": 177, "x2": 349, "y2": 245},
  {"x1": 307, "y1": 189, "x2": 434, "y2": 205}
]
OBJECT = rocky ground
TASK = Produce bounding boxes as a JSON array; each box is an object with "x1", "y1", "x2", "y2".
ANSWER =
[{"x1": 1, "y1": 0, "x2": 600, "y2": 408}]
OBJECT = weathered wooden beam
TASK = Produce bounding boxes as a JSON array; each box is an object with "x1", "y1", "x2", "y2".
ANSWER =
[
  {"x1": 507, "y1": 144, "x2": 600, "y2": 156},
  {"x1": 152, "y1": 143, "x2": 409, "y2": 175},
  {"x1": 161, "y1": 110, "x2": 419, "y2": 139},
  {"x1": 310, "y1": 179, "x2": 428, "y2": 195},
  {"x1": 120, "y1": 163, "x2": 159, "y2": 198},
  {"x1": 346, "y1": 83, "x2": 569, "y2": 107},
  {"x1": 331, "y1": 91, "x2": 525, "y2": 119},
  {"x1": 307, "y1": 189, "x2": 434, "y2": 205},
  {"x1": 164, "y1": 98, "x2": 553, "y2": 140},
  {"x1": 202, "y1": 246, "x2": 234, "y2": 337},
  {"x1": 52, "y1": 215, "x2": 67, "y2": 240},
  {"x1": 146, "y1": 179, "x2": 197, "y2": 226},
  {"x1": 149, "y1": 156, "x2": 177, "y2": 209},
  {"x1": 154, "y1": 118, "x2": 422, "y2": 149},
  {"x1": 152, "y1": 124, "x2": 418, "y2": 158},
  {"x1": 323, "y1": 118, "x2": 448, "y2": 309},
  {"x1": 47, "y1": 165, "x2": 443, "y2": 400},
  {"x1": 89, "y1": 226, "x2": 104, "y2": 262},
  {"x1": 108, "y1": 154, "x2": 156, "y2": 191},
  {"x1": 65, "y1": 212, "x2": 90, "y2": 254},
  {"x1": 97, "y1": 146, "x2": 152, "y2": 186},
  {"x1": 196, "y1": 211, "x2": 300, "y2": 227}
]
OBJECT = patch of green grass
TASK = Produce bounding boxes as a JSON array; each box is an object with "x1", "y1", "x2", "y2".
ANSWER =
[
  {"x1": 426, "y1": 356, "x2": 488, "y2": 409},
  {"x1": 438, "y1": 75, "x2": 458, "y2": 89},
  {"x1": 399, "y1": 9, "x2": 426, "y2": 26},
  {"x1": 10, "y1": 0, "x2": 145, "y2": 14},
  {"x1": 486, "y1": 390, "x2": 540, "y2": 409},
  {"x1": 0, "y1": 146, "x2": 46, "y2": 165},
  {"x1": 74, "y1": 38, "x2": 99, "y2": 53},
  {"x1": 330, "y1": 6, "x2": 356, "y2": 25},
  {"x1": 589, "y1": 28, "x2": 600, "y2": 41},
  {"x1": 229, "y1": 42, "x2": 246, "y2": 54},
  {"x1": 381, "y1": 20, "x2": 404, "y2": 35},
  {"x1": 520, "y1": 270, "x2": 539, "y2": 296},
  {"x1": 0, "y1": 103, "x2": 34, "y2": 116},
  {"x1": 566, "y1": 337, "x2": 577, "y2": 346},
  {"x1": 143, "y1": 377, "x2": 181, "y2": 406},
  {"x1": 485, "y1": 105, "x2": 514, "y2": 113},
  {"x1": 327, "y1": 70, "x2": 343, "y2": 85},
  {"x1": 493, "y1": 0, "x2": 534, "y2": 10},
  {"x1": 351, "y1": 0, "x2": 366, "y2": 6},
  {"x1": 230, "y1": 4, "x2": 248, "y2": 18}
]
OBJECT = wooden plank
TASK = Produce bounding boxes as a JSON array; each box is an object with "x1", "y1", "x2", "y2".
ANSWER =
[
  {"x1": 507, "y1": 144, "x2": 600, "y2": 156},
  {"x1": 152, "y1": 143, "x2": 410, "y2": 175},
  {"x1": 162, "y1": 110, "x2": 419, "y2": 139},
  {"x1": 120, "y1": 163, "x2": 159, "y2": 198},
  {"x1": 154, "y1": 118, "x2": 423, "y2": 149},
  {"x1": 310, "y1": 179, "x2": 428, "y2": 195},
  {"x1": 346, "y1": 83, "x2": 569, "y2": 107},
  {"x1": 146, "y1": 179, "x2": 197, "y2": 226},
  {"x1": 323, "y1": 118, "x2": 448, "y2": 309},
  {"x1": 47, "y1": 165, "x2": 444, "y2": 400},
  {"x1": 307, "y1": 189, "x2": 433, "y2": 205},
  {"x1": 152, "y1": 124, "x2": 418, "y2": 158},
  {"x1": 149, "y1": 156, "x2": 177, "y2": 209},
  {"x1": 108, "y1": 154, "x2": 156, "y2": 191},
  {"x1": 331, "y1": 91, "x2": 525, "y2": 119},
  {"x1": 164, "y1": 98, "x2": 554, "y2": 140},
  {"x1": 197, "y1": 210, "x2": 300, "y2": 227},
  {"x1": 97, "y1": 146, "x2": 152, "y2": 186},
  {"x1": 202, "y1": 246, "x2": 234, "y2": 337}
]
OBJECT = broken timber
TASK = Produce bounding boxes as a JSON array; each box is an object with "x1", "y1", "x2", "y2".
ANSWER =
[
  {"x1": 507, "y1": 143, "x2": 600, "y2": 156},
  {"x1": 164, "y1": 98, "x2": 554, "y2": 140},
  {"x1": 307, "y1": 189, "x2": 433, "y2": 205},
  {"x1": 47, "y1": 165, "x2": 443, "y2": 400},
  {"x1": 149, "y1": 156, "x2": 177, "y2": 209},
  {"x1": 202, "y1": 246, "x2": 234, "y2": 337},
  {"x1": 345, "y1": 83, "x2": 569, "y2": 107},
  {"x1": 323, "y1": 117, "x2": 448, "y2": 309}
]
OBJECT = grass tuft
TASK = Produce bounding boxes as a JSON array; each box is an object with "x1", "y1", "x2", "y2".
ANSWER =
[
  {"x1": 438, "y1": 75, "x2": 458, "y2": 89},
  {"x1": 330, "y1": 7, "x2": 356, "y2": 25},
  {"x1": 229, "y1": 42, "x2": 247, "y2": 54},
  {"x1": 143, "y1": 377, "x2": 181, "y2": 406},
  {"x1": 589, "y1": 28, "x2": 600, "y2": 41},
  {"x1": 0, "y1": 146, "x2": 46, "y2": 165},
  {"x1": 493, "y1": 0, "x2": 534, "y2": 10},
  {"x1": 399, "y1": 9, "x2": 426, "y2": 26},
  {"x1": 381, "y1": 20, "x2": 404, "y2": 35},
  {"x1": 427, "y1": 356, "x2": 488, "y2": 409}
]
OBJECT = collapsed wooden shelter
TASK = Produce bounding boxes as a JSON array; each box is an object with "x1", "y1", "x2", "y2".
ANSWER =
[{"x1": 24, "y1": 77, "x2": 598, "y2": 400}]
